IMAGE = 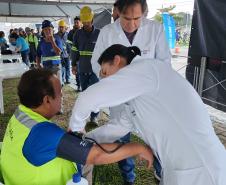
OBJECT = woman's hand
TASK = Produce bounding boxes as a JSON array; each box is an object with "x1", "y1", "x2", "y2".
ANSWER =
[{"x1": 137, "y1": 145, "x2": 154, "y2": 169}]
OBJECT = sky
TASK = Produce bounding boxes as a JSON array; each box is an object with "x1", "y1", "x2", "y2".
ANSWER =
[{"x1": 147, "y1": 0, "x2": 194, "y2": 18}]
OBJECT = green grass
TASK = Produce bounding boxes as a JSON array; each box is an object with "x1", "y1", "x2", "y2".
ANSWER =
[
  {"x1": 0, "y1": 79, "x2": 157, "y2": 185},
  {"x1": 92, "y1": 135, "x2": 157, "y2": 185},
  {"x1": 0, "y1": 78, "x2": 20, "y2": 141}
]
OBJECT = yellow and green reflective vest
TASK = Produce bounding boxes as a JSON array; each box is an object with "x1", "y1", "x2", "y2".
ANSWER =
[
  {"x1": 0, "y1": 105, "x2": 76, "y2": 185},
  {"x1": 25, "y1": 34, "x2": 38, "y2": 49}
]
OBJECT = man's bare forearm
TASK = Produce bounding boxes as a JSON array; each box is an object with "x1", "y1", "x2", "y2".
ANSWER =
[{"x1": 86, "y1": 143, "x2": 153, "y2": 168}]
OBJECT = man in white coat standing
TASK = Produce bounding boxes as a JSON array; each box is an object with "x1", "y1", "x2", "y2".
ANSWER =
[
  {"x1": 91, "y1": 0, "x2": 171, "y2": 76},
  {"x1": 90, "y1": 0, "x2": 171, "y2": 183},
  {"x1": 70, "y1": 44, "x2": 226, "y2": 185}
]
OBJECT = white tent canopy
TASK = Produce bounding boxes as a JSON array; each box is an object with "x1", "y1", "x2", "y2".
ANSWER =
[{"x1": 0, "y1": 0, "x2": 114, "y2": 23}]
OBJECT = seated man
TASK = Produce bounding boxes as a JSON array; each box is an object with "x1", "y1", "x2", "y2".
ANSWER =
[{"x1": 0, "y1": 69, "x2": 153, "y2": 185}]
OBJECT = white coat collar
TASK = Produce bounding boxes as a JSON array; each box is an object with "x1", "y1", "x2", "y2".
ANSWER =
[{"x1": 115, "y1": 17, "x2": 146, "y2": 45}]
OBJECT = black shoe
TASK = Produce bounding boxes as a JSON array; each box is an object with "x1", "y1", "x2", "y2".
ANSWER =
[
  {"x1": 124, "y1": 181, "x2": 134, "y2": 185},
  {"x1": 65, "y1": 81, "x2": 70, "y2": 84}
]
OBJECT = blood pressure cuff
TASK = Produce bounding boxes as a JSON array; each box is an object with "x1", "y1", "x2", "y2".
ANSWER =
[
  {"x1": 23, "y1": 122, "x2": 93, "y2": 166},
  {"x1": 56, "y1": 132, "x2": 93, "y2": 165}
]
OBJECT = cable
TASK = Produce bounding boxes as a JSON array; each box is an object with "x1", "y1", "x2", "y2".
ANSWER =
[
  {"x1": 71, "y1": 132, "x2": 125, "y2": 154},
  {"x1": 83, "y1": 135, "x2": 125, "y2": 154}
]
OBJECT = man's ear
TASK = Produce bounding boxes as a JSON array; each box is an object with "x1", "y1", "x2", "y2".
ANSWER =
[{"x1": 43, "y1": 95, "x2": 50, "y2": 106}]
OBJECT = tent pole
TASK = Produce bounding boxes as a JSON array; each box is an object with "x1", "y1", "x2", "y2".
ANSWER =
[
  {"x1": 198, "y1": 57, "x2": 207, "y2": 96},
  {"x1": 8, "y1": 2, "x2": 12, "y2": 16}
]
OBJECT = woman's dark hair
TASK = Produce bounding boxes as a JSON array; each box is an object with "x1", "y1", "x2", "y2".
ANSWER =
[
  {"x1": 116, "y1": 0, "x2": 147, "y2": 13},
  {"x1": 98, "y1": 44, "x2": 141, "y2": 65},
  {"x1": 18, "y1": 69, "x2": 55, "y2": 108},
  {"x1": 9, "y1": 32, "x2": 19, "y2": 40}
]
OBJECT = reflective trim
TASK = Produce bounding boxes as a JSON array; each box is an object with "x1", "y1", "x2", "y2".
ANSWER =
[
  {"x1": 42, "y1": 56, "x2": 61, "y2": 62},
  {"x1": 79, "y1": 51, "x2": 93, "y2": 56},
  {"x1": 14, "y1": 108, "x2": 38, "y2": 129},
  {"x1": 71, "y1": 46, "x2": 78, "y2": 51},
  {"x1": 66, "y1": 40, "x2": 73, "y2": 44}
]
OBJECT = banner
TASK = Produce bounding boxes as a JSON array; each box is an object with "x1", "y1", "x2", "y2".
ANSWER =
[{"x1": 162, "y1": 12, "x2": 176, "y2": 49}]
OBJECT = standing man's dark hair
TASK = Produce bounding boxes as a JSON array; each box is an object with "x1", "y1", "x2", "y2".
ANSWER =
[
  {"x1": 112, "y1": 0, "x2": 120, "y2": 21},
  {"x1": 74, "y1": 16, "x2": 80, "y2": 21},
  {"x1": 18, "y1": 69, "x2": 55, "y2": 108},
  {"x1": 116, "y1": 0, "x2": 147, "y2": 13}
]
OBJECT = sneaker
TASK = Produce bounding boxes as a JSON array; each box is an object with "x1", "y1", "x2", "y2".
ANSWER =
[{"x1": 65, "y1": 81, "x2": 70, "y2": 84}]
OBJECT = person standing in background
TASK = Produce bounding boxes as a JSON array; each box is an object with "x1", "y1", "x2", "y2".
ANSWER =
[
  {"x1": 67, "y1": 16, "x2": 82, "y2": 91},
  {"x1": 18, "y1": 27, "x2": 26, "y2": 38},
  {"x1": 55, "y1": 20, "x2": 71, "y2": 85},
  {"x1": 112, "y1": 0, "x2": 120, "y2": 21},
  {"x1": 9, "y1": 32, "x2": 30, "y2": 66},
  {"x1": 71, "y1": 6, "x2": 100, "y2": 124},
  {"x1": 36, "y1": 20, "x2": 62, "y2": 80},
  {"x1": 0, "y1": 31, "x2": 8, "y2": 53},
  {"x1": 35, "y1": 27, "x2": 42, "y2": 42},
  {"x1": 25, "y1": 27, "x2": 38, "y2": 67},
  {"x1": 67, "y1": 16, "x2": 82, "y2": 45}
]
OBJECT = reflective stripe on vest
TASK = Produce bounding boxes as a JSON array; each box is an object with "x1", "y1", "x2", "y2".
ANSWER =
[
  {"x1": 80, "y1": 51, "x2": 93, "y2": 56},
  {"x1": 71, "y1": 46, "x2": 92, "y2": 56},
  {"x1": 71, "y1": 46, "x2": 78, "y2": 51},
  {"x1": 66, "y1": 40, "x2": 73, "y2": 44},
  {"x1": 42, "y1": 56, "x2": 61, "y2": 62},
  {"x1": 1, "y1": 105, "x2": 77, "y2": 185},
  {"x1": 14, "y1": 108, "x2": 38, "y2": 129}
]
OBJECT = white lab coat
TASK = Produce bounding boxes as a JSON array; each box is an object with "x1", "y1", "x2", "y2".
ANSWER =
[
  {"x1": 91, "y1": 17, "x2": 171, "y2": 76},
  {"x1": 69, "y1": 58, "x2": 226, "y2": 185}
]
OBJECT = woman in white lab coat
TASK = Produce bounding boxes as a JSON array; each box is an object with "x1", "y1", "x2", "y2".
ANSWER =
[{"x1": 70, "y1": 44, "x2": 226, "y2": 185}]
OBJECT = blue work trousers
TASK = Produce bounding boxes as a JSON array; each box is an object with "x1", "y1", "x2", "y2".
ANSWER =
[
  {"x1": 21, "y1": 49, "x2": 30, "y2": 66},
  {"x1": 117, "y1": 133, "x2": 135, "y2": 183},
  {"x1": 117, "y1": 133, "x2": 162, "y2": 183},
  {"x1": 61, "y1": 57, "x2": 70, "y2": 83}
]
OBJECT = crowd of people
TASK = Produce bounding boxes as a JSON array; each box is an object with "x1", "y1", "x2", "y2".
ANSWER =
[
  {"x1": 0, "y1": 16, "x2": 81, "y2": 86},
  {"x1": 1, "y1": 0, "x2": 226, "y2": 185}
]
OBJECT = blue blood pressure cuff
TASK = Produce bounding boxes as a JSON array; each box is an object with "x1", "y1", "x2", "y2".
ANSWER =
[{"x1": 23, "y1": 122, "x2": 93, "y2": 166}]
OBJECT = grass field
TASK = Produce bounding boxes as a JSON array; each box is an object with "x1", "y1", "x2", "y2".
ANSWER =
[{"x1": 0, "y1": 78, "x2": 157, "y2": 185}]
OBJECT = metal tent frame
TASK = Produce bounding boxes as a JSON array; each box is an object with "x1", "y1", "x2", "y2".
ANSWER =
[{"x1": 0, "y1": 0, "x2": 114, "y2": 23}]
